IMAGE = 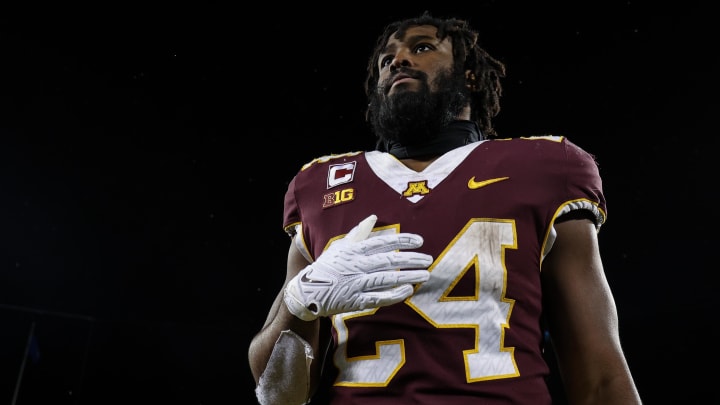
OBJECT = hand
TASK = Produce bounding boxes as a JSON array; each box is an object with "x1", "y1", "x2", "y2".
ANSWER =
[{"x1": 283, "y1": 215, "x2": 433, "y2": 321}]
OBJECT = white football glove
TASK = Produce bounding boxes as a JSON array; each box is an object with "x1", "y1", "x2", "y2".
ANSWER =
[{"x1": 283, "y1": 215, "x2": 432, "y2": 321}]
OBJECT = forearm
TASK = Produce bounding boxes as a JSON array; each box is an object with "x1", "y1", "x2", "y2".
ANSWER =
[
  {"x1": 563, "y1": 368, "x2": 642, "y2": 405},
  {"x1": 248, "y1": 296, "x2": 321, "y2": 384},
  {"x1": 248, "y1": 295, "x2": 322, "y2": 405}
]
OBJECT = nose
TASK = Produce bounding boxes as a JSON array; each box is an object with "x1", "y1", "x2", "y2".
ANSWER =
[{"x1": 389, "y1": 50, "x2": 412, "y2": 71}]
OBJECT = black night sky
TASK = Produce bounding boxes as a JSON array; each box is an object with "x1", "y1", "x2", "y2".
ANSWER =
[{"x1": 1, "y1": 2, "x2": 717, "y2": 404}]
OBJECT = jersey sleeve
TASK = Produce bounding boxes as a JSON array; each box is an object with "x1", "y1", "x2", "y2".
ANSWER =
[
  {"x1": 558, "y1": 137, "x2": 607, "y2": 230},
  {"x1": 282, "y1": 174, "x2": 301, "y2": 237}
]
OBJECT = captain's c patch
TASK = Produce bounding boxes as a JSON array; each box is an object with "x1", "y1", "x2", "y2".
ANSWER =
[{"x1": 327, "y1": 162, "x2": 356, "y2": 189}]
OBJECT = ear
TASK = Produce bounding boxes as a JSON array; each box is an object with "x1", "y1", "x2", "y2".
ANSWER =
[{"x1": 465, "y1": 69, "x2": 478, "y2": 92}]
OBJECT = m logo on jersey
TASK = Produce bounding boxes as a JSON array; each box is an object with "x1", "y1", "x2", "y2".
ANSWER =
[
  {"x1": 402, "y1": 181, "x2": 431, "y2": 198},
  {"x1": 327, "y1": 162, "x2": 356, "y2": 189}
]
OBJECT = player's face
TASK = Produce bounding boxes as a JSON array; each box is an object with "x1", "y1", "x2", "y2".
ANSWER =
[
  {"x1": 376, "y1": 25, "x2": 456, "y2": 98},
  {"x1": 368, "y1": 25, "x2": 470, "y2": 147}
]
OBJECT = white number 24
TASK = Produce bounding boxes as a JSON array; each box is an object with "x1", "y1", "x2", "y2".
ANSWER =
[{"x1": 331, "y1": 219, "x2": 519, "y2": 387}]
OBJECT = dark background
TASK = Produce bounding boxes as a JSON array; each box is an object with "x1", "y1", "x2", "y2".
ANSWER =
[{"x1": 1, "y1": 1, "x2": 717, "y2": 404}]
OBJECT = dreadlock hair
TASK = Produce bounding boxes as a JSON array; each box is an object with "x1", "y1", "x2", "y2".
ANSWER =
[{"x1": 364, "y1": 11, "x2": 506, "y2": 138}]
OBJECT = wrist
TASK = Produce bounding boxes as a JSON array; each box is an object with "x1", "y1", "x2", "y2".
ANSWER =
[{"x1": 283, "y1": 280, "x2": 319, "y2": 321}]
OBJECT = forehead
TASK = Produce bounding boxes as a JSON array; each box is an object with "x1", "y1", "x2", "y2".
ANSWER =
[{"x1": 385, "y1": 24, "x2": 441, "y2": 49}]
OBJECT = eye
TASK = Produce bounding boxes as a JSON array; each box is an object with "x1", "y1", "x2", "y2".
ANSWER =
[
  {"x1": 380, "y1": 55, "x2": 393, "y2": 68},
  {"x1": 413, "y1": 43, "x2": 434, "y2": 54}
]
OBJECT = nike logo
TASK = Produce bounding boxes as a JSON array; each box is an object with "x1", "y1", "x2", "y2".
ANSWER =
[
  {"x1": 300, "y1": 272, "x2": 332, "y2": 285},
  {"x1": 467, "y1": 176, "x2": 510, "y2": 189}
]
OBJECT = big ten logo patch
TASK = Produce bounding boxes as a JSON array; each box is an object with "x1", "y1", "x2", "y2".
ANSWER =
[{"x1": 323, "y1": 188, "x2": 355, "y2": 208}]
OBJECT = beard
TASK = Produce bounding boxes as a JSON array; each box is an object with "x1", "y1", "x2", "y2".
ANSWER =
[{"x1": 368, "y1": 66, "x2": 470, "y2": 147}]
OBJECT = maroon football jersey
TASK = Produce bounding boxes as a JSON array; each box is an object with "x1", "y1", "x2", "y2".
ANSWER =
[{"x1": 282, "y1": 136, "x2": 606, "y2": 404}]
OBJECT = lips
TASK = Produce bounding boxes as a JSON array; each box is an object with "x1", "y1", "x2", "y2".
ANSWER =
[
  {"x1": 392, "y1": 73, "x2": 413, "y2": 84},
  {"x1": 386, "y1": 72, "x2": 418, "y2": 93}
]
